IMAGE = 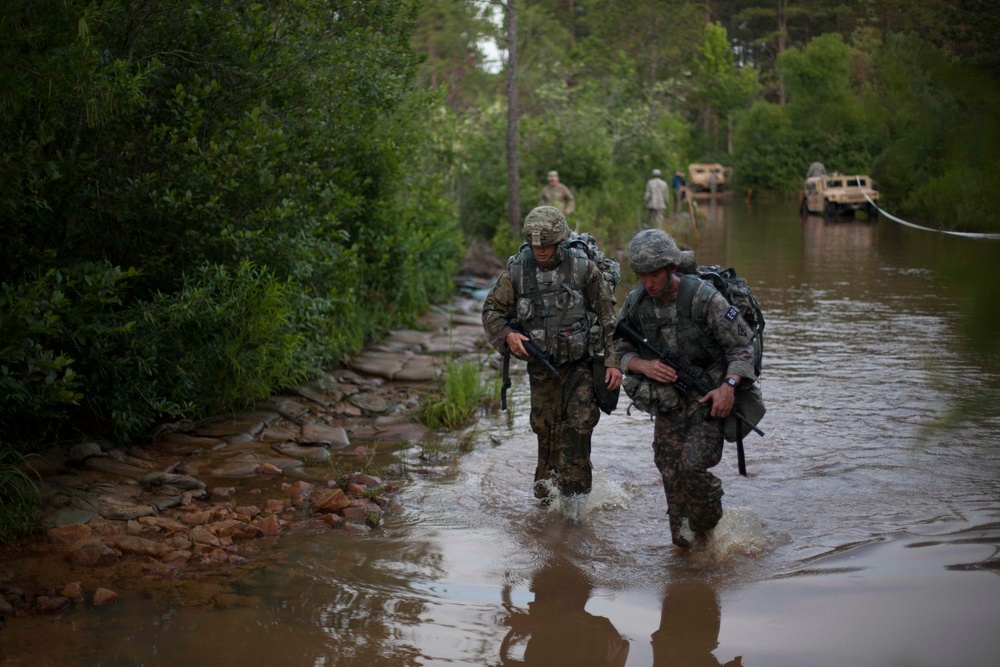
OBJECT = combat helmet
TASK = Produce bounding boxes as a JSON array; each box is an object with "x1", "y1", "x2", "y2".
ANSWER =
[
  {"x1": 522, "y1": 206, "x2": 570, "y2": 247},
  {"x1": 628, "y1": 229, "x2": 683, "y2": 273}
]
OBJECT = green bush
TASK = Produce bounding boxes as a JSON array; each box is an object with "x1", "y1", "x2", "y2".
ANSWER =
[
  {"x1": 96, "y1": 261, "x2": 306, "y2": 439},
  {"x1": 0, "y1": 262, "x2": 137, "y2": 444}
]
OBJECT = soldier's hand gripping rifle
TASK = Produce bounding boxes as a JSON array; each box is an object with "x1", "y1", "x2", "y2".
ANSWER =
[
  {"x1": 500, "y1": 320, "x2": 560, "y2": 410},
  {"x1": 614, "y1": 318, "x2": 763, "y2": 475}
]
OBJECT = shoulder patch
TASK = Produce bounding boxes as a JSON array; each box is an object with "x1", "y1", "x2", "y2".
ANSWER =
[{"x1": 725, "y1": 306, "x2": 739, "y2": 321}]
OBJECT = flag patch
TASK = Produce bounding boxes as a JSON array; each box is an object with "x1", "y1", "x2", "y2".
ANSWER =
[{"x1": 725, "y1": 306, "x2": 739, "y2": 321}]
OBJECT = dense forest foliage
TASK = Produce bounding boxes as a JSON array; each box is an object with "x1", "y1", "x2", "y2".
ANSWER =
[{"x1": 2, "y1": 0, "x2": 998, "y2": 454}]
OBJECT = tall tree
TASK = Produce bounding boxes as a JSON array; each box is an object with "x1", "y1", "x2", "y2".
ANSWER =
[{"x1": 505, "y1": 0, "x2": 522, "y2": 235}]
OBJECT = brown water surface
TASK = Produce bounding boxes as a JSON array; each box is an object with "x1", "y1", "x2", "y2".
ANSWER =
[{"x1": 4, "y1": 199, "x2": 1000, "y2": 666}]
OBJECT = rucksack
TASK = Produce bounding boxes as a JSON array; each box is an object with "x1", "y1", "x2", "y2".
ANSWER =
[
  {"x1": 565, "y1": 232, "x2": 621, "y2": 293},
  {"x1": 677, "y1": 264, "x2": 765, "y2": 377},
  {"x1": 513, "y1": 232, "x2": 620, "y2": 293}
]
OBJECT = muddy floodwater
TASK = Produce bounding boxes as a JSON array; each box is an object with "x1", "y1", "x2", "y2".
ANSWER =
[{"x1": 4, "y1": 199, "x2": 1000, "y2": 666}]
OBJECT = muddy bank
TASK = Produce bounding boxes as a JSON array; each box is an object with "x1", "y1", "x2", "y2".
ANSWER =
[{"x1": 0, "y1": 285, "x2": 494, "y2": 626}]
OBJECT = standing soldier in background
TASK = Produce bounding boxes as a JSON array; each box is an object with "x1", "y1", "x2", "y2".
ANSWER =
[
  {"x1": 539, "y1": 170, "x2": 575, "y2": 216},
  {"x1": 482, "y1": 206, "x2": 621, "y2": 519},
  {"x1": 671, "y1": 170, "x2": 687, "y2": 213},
  {"x1": 615, "y1": 229, "x2": 756, "y2": 549},
  {"x1": 643, "y1": 168, "x2": 670, "y2": 228}
]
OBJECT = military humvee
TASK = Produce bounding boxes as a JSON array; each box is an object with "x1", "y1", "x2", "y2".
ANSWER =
[
  {"x1": 801, "y1": 174, "x2": 879, "y2": 218},
  {"x1": 687, "y1": 163, "x2": 732, "y2": 193}
]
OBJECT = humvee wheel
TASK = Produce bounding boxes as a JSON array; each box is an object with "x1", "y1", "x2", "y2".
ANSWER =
[{"x1": 824, "y1": 200, "x2": 837, "y2": 217}]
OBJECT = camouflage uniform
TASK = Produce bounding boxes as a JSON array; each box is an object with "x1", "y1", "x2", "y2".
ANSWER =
[
  {"x1": 539, "y1": 171, "x2": 576, "y2": 215},
  {"x1": 616, "y1": 230, "x2": 756, "y2": 545},
  {"x1": 483, "y1": 207, "x2": 618, "y2": 499}
]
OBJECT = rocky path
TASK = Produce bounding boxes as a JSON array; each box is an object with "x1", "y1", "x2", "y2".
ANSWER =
[{"x1": 0, "y1": 285, "x2": 494, "y2": 623}]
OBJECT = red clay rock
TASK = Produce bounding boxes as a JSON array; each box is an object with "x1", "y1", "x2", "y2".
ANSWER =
[
  {"x1": 46, "y1": 524, "x2": 93, "y2": 545},
  {"x1": 312, "y1": 488, "x2": 351, "y2": 513},
  {"x1": 93, "y1": 588, "x2": 118, "y2": 606},
  {"x1": 65, "y1": 541, "x2": 121, "y2": 567}
]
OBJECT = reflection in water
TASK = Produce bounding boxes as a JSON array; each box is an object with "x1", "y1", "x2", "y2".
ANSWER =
[
  {"x1": 497, "y1": 555, "x2": 629, "y2": 667},
  {"x1": 651, "y1": 580, "x2": 742, "y2": 667}
]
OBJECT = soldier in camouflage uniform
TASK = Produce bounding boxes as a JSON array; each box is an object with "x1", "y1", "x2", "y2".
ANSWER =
[
  {"x1": 482, "y1": 206, "x2": 621, "y2": 508},
  {"x1": 615, "y1": 229, "x2": 756, "y2": 548},
  {"x1": 539, "y1": 171, "x2": 576, "y2": 216}
]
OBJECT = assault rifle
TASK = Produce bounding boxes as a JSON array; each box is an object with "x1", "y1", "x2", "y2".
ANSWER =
[
  {"x1": 614, "y1": 319, "x2": 763, "y2": 475},
  {"x1": 500, "y1": 320, "x2": 559, "y2": 410}
]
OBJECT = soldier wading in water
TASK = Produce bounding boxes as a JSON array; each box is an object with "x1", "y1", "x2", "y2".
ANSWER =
[
  {"x1": 616, "y1": 229, "x2": 757, "y2": 548},
  {"x1": 482, "y1": 207, "x2": 622, "y2": 519}
]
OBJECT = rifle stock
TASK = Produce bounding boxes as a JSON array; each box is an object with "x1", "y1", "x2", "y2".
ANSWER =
[{"x1": 614, "y1": 319, "x2": 764, "y2": 439}]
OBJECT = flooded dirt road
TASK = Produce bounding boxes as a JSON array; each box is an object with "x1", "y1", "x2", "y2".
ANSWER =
[{"x1": 4, "y1": 200, "x2": 1000, "y2": 666}]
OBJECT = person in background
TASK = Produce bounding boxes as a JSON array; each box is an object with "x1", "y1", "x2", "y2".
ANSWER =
[
  {"x1": 539, "y1": 170, "x2": 575, "y2": 216},
  {"x1": 671, "y1": 170, "x2": 687, "y2": 212},
  {"x1": 643, "y1": 168, "x2": 670, "y2": 228}
]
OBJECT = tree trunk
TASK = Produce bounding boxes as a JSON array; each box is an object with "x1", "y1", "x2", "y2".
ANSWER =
[
  {"x1": 505, "y1": 0, "x2": 521, "y2": 236},
  {"x1": 777, "y1": 0, "x2": 787, "y2": 105}
]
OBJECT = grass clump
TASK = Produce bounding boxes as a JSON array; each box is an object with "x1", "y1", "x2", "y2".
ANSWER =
[
  {"x1": 0, "y1": 449, "x2": 40, "y2": 546},
  {"x1": 419, "y1": 358, "x2": 499, "y2": 430}
]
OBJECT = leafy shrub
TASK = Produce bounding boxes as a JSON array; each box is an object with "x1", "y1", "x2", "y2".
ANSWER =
[
  {"x1": 0, "y1": 262, "x2": 137, "y2": 445},
  {"x1": 94, "y1": 261, "x2": 306, "y2": 439}
]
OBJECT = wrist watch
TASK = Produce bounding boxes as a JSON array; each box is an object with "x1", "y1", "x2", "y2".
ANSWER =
[{"x1": 724, "y1": 377, "x2": 738, "y2": 388}]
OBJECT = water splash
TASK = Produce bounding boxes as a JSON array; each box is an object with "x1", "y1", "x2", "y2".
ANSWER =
[{"x1": 540, "y1": 470, "x2": 640, "y2": 523}]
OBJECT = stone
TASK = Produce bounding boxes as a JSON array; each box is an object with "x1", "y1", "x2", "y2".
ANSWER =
[
  {"x1": 260, "y1": 424, "x2": 301, "y2": 443},
  {"x1": 205, "y1": 519, "x2": 246, "y2": 539},
  {"x1": 61, "y1": 582, "x2": 83, "y2": 600},
  {"x1": 193, "y1": 415, "x2": 269, "y2": 438},
  {"x1": 93, "y1": 588, "x2": 119, "y2": 606},
  {"x1": 299, "y1": 423, "x2": 350, "y2": 447},
  {"x1": 209, "y1": 461, "x2": 261, "y2": 478},
  {"x1": 40, "y1": 508, "x2": 97, "y2": 529},
  {"x1": 139, "y1": 471, "x2": 206, "y2": 491},
  {"x1": 312, "y1": 488, "x2": 351, "y2": 513},
  {"x1": 189, "y1": 526, "x2": 222, "y2": 548},
  {"x1": 270, "y1": 442, "x2": 330, "y2": 462},
  {"x1": 36, "y1": 595, "x2": 71, "y2": 614},
  {"x1": 348, "y1": 392, "x2": 392, "y2": 414},
  {"x1": 65, "y1": 542, "x2": 121, "y2": 567},
  {"x1": 113, "y1": 535, "x2": 173, "y2": 559},
  {"x1": 137, "y1": 516, "x2": 188, "y2": 534},
  {"x1": 82, "y1": 457, "x2": 148, "y2": 479},
  {"x1": 46, "y1": 523, "x2": 93, "y2": 545},
  {"x1": 67, "y1": 441, "x2": 104, "y2": 463},
  {"x1": 255, "y1": 515, "x2": 282, "y2": 536}
]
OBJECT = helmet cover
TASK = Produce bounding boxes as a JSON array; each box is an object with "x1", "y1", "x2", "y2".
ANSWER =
[
  {"x1": 523, "y1": 206, "x2": 570, "y2": 247},
  {"x1": 628, "y1": 229, "x2": 683, "y2": 273}
]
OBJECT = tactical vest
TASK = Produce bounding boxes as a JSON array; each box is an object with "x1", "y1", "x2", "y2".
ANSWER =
[
  {"x1": 508, "y1": 245, "x2": 597, "y2": 365},
  {"x1": 623, "y1": 274, "x2": 725, "y2": 381}
]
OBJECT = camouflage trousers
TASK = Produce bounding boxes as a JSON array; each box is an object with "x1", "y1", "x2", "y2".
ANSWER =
[
  {"x1": 528, "y1": 358, "x2": 600, "y2": 498},
  {"x1": 652, "y1": 410, "x2": 725, "y2": 536},
  {"x1": 646, "y1": 207, "x2": 666, "y2": 228}
]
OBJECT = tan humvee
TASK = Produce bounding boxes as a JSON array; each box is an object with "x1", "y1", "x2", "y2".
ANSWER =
[
  {"x1": 687, "y1": 163, "x2": 732, "y2": 193},
  {"x1": 801, "y1": 173, "x2": 879, "y2": 217}
]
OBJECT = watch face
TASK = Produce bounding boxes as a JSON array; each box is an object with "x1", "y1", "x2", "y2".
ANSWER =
[{"x1": 726, "y1": 378, "x2": 737, "y2": 387}]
